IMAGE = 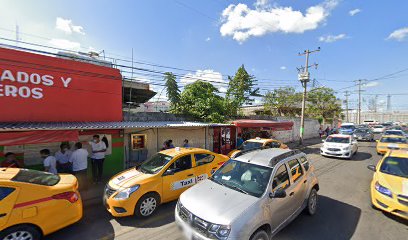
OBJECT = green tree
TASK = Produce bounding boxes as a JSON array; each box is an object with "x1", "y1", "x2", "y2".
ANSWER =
[
  {"x1": 226, "y1": 65, "x2": 260, "y2": 116},
  {"x1": 306, "y1": 87, "x2": 342, "y2": 124},
  {"x1": 263, "y1": 87, "x2": 302, "y2": 116},
  {"x1": 174, "y1": 80, "x2": 226, "y2": 122},
  {"x1": 164, "y1": 72, "x2": 180, "y2": 109}
]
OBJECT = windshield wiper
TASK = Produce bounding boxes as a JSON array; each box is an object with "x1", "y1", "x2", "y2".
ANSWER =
[{"x1": 226, "y1": 184, "x2": 250, "y2": 195}]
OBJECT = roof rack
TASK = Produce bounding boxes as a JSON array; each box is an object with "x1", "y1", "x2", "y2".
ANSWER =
[
  {"x1": 233, "y1": 146, "x2": 267, "y2": 158},
  {"x1": 268, "y1": 149, "x2": 302, "y2": 167}
]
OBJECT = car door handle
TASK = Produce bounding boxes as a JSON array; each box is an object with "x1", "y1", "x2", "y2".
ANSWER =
[
  {"x1": 289, "y1": 192, "x2": 294, "y2": 196},
  {"x1": 212, "y1": 167, "x2": 217, "y2": 169},
  {"x1": 0, "y1": 213, "x2": 6, "y2": 218},
  {"x1": 304, "y1": 179, "x2": 307, "y2": 184},
  {"x1": 187, "y1": 174, "x2": 194, "y2": 177}
]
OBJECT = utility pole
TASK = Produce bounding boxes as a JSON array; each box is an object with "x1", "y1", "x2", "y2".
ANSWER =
[
  {"x1": 355, "y1": 79, "x2": 365, "y2": 124},
  {"x1": 387, "y1": 94, "x2": 391, "y2": 112},
  {"x1": 344, "y1": 91, "x2": 350, "y2": 122},
  {"x1": 298, "y1": 47, "x2": 320, "y2": 145}
]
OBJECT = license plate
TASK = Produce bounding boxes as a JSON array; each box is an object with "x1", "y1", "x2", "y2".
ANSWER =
[{"x1": 358, "y1": 137, "x2": 362, "y2": 139}]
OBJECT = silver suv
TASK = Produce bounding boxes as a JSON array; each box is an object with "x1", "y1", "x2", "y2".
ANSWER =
[{"x1": 175, "y1": 148, "x2": 319, "y2": 240}]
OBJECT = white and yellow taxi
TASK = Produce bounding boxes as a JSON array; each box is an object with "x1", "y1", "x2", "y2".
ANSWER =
[{"x1": 104, "y1": 148, "x2": 229, "y2": 218}]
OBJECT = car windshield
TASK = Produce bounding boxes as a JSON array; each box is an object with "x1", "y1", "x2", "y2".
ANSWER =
[
  {"x1": 139, "y1": 153, "x2": 173, "y2": 174},
  {"x1": 325, "y1": 136, "x2": 350, "y2": 143},
  {"x1": 380, "y1": 137, "x2": 407, "y2": 143},
  {"x1": 238, "y1": 141, "x2": 263, "y2": 151},
  {"x1": 380, "y1": 157, "x2": 408, "y2": 178},
  {"x1": 384, "y1": 131, "x2": 404, "y2": 136},
  {"x1": 210, "y1": 159, "x2": 272, "y2": 198},
  {"x1": 11, "y1": 169, "x2": 60, "y2": 186},
  {"x1": 355, "y1": 129, "x2": 370, "y2": 133},
  {"x1": 341, "y1": 125, "x2": 355, "y2": 130}
]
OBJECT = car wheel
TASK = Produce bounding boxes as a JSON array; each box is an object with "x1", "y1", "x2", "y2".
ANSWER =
[
  {"x1": 306, "y1": 188, "x2": 318, "y2": 216},
  {"x1": 135, "y1": 193, "x2": 160, "y2": 218},
  {"x1": 250, "y1": 230, "x2": 269, "y2": 240},
  {"x1": 0, "y1": 225, "x2": 41, "y2": 240}
]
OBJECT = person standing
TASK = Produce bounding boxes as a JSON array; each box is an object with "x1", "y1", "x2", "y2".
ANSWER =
[
  {"x1": 55, "y1": 143, "x2": 72, "y2": 173},
  {"x1": 183, "y1": 139, "x2": 190, "y2": 148},
  {"x1": 69, "y1": 142, "x2": 89, "y2": 191},
  {"x1": 168, "y1": 139, "x2": 175, "y2": 148},
  {"x1": 90, "y1": 135, "x2": 106, "y2": 183},
  {"x1": 237, "y1": 134, "x2": 244, "y2": 148},
  {"x1": 40, "y1": 149, "x2": 57, "y2": 174},
  {"x1": 1, "y1": 152, "x2": 23, "y2": 168}
]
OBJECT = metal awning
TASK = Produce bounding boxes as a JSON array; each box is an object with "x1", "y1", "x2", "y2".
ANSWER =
[{"x1": 0, "y1": 121, "x2": 232, "y2": 131}]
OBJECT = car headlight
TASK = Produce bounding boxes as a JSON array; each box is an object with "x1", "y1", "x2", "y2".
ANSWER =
[
  {"x1": 375, "y1": 182, "x2": 392, "y2": 198},
  {"x1": 114, "y1": 185, "x2": 140, "y2": 200},
  {"x1": 208, "y1": 224, "x2": 231, "y2": 240}
]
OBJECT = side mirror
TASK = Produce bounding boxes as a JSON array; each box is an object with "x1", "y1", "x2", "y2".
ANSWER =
[
  {"x1": 367, "y1": 165, "x2": 376, "y2": 172},
  {"x1": 164, "y1": 169, "x2": 175, "y2": 176},
  {"x1": 270, "y1": 189, "x2": 286, "y2": 199}
]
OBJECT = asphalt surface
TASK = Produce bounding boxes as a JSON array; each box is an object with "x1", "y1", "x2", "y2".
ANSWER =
[{"x1": 46, "y1": 136, "x2": 408, "y2": 240}]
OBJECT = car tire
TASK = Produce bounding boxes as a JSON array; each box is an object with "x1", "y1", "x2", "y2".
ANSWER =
[
  {"x1": 0, "y1": 224, "x2": 42, "y2": 240},
  {"x1": 306, "y1": 188, "x2": 318, "y2": 216},
  {"x1": 250, "y1": 230, "x2": 269, "y2": 240},
  {"x1": 134, "y1": 193, "x2": 160, "y2": 218}
]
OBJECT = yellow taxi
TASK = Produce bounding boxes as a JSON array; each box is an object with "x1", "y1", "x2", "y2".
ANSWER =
[
  {"x1": 367, "y1": 150, "x2": 408, "y2": 220},
  {"x1": 104, "y1": 147, "x2": 229, "y2": 218},
  {"x1": 228, "y1": 137, "x2": 288, "y2": 158},
  {"x1": 0, "y1": 168, "x2": 82, "y2": 240},
  {"x1": 376, "y1": 135, "x2": 408, "y2": 155}
]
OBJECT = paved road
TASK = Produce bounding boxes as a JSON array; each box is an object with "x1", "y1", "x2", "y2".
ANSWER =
[{"x1": 46, "y1": 138, "x2": 408, "y2": 240}]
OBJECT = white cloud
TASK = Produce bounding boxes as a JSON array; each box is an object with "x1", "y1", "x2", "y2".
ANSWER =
[
  {"x1": 280, "y1": 66, "x2": 287, "y2": 70},
  {"x1": 220, "y1": 0, "x2": 339, "y2": 43},
  {"x1": 319, "y1": 33, "x2": 347, "y2": 43},
  {"x1": 387, "y1": 27, "x2": 408, "y2": 41},
  {"x1": 205, "y1": 37, "x2": 211, "y2": 42},
  {"x1": 56, "y1": 17, "x2": 85, "y2": 35},
  {"x1": 180, "y1": 69, "x2": 227, "y2": 93},
  {"x1": 349, "y1": 8, "x2": 361, "y2": 16},
  {"x1": 364, "y1": 81, "x2": 379, "y2": 88},
  {"x1": 49, "y1": 38, "x2": 81, "y2": 50},
  {"x1": 255, "y1": 0, "x2": 269, "y2": 8}
]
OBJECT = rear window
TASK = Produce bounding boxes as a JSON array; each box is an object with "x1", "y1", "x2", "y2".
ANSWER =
[
  {"x1": 0, "y1": 187, "x2": 15, "y2": 201},
  {"x1": 12, "y1": 169, "x2": 60, "y2": 186}
]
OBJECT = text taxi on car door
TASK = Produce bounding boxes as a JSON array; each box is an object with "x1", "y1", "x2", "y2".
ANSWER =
[
  {"x1": 104, "y1": 147, "x2": 229, "y2": 218},
  {"x1": 228, "y1": 138, "x2": 288, "y2": 158},
  {"x1": 0, "y1": 168, "x2": 82, "y2": 240},
  {"x1": 367, "y1": 150, "x2": 408, "y2": 220},
  {"x1": 376, "y1": 135, "x2": 408, "y2": 155}
]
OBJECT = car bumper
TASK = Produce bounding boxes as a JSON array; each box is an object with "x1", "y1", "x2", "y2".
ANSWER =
[
  {"x1": 103, "y1": 192, "x2": 142, "y2": 217},
  {"x1": 320, "y1": 149, "x2": 352, "y2": 158},
  {"x1": 371, "y1": 185, "x2": 408, "y2": 220},
  {"x1": 175, "y1": 208, "x2": 213, "y2": 240},
  {"x1": 354, "y1": 136, "x2": 372, "y2": 141}
]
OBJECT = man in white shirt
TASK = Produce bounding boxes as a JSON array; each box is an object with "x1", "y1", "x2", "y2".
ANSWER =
[
  {"x1": 55, "y1": 143, "x2": 72, "y2": 173},
  {"x1": 90, "y1": 135, "x2": 106, "y2": 183},
  {"x1": 69, "y1": 142, "x2": 89, "y2": 191},
  {"x1": 40, "y1": 149, "x2": 57, "y2": 174}
]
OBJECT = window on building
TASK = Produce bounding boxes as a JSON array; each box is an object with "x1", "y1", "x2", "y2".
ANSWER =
[
  {"x1": 287, "y1": 159, "x2": 304, "y2": 183},
  {"x1": 194, "y1": 154, "x2": 215, "y2": 166},
  {"x1": 131, "y1": 134, "x2": 147, "y2": 150}
]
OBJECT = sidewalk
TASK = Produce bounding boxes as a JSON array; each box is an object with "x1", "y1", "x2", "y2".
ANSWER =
[{"x1": 80, "y1": 137, "x2": 323, "y2": 207}]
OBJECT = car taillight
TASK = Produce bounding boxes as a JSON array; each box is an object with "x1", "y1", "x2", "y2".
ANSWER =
[{"x1": 52, "y1": 191, "x2": 79, "y2": 203}]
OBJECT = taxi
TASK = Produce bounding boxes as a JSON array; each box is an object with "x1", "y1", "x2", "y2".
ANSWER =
[
  {"x1": 376, "y1": 135, "x2": 408, "y2": 155},
  {"x1": 367, "y1": 150, "x2": 408, "y2": 220},
  {"x1": 0, "y1": 168, "x2": 82, "y2": 240},
  {"x1": 104, "y1": 147, "x2": 229, "y2": 218},
  {"x1": 228, "y1": 137, "x2": 288, "y2": 158}
]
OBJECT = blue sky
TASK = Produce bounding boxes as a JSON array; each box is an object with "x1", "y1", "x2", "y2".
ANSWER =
[{"x1": 1, "y1": 0, "x2": 408, "y2": 111}]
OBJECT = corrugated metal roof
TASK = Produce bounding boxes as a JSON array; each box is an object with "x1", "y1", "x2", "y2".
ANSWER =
[{"x1": 0, "y1": 121, "x2": 232, "y2": 131}]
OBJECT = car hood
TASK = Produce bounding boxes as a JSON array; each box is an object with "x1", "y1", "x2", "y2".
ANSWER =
[
  {"x1": 179, "y1": 180, "x2": 259, "y2": 225},
  {"x1": 377, "y1": 142, "x2": 408, "y2": 149},
  {"x1": 108, "y1": 168, "x2": 153, "y2": 189},
  {"x1": 323, "y1": 142, "x2": 349, "y2": 149},
  {"x1": 376, "y1": 172, "x2": 408, "y2": 196}
]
